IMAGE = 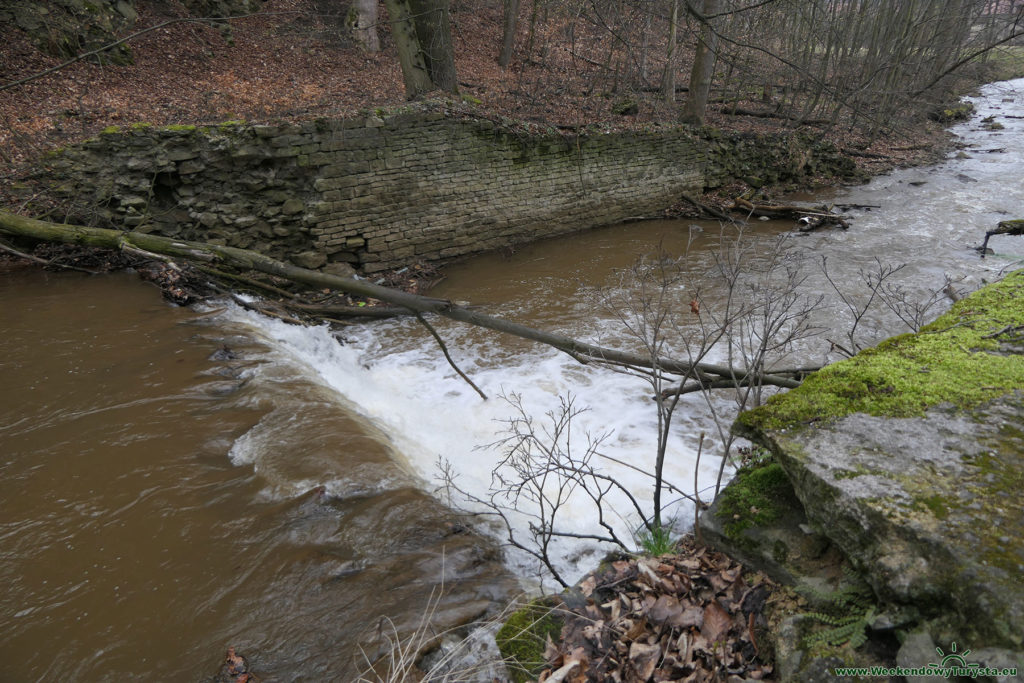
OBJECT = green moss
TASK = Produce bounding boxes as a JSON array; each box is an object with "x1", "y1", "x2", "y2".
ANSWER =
[
  {"x1": 772, "y1": 538, "x2": 789, "y2": 564},
  {"x1": 129, "y1": 122, "x2": 152, "y2": 130},
  {"x1": 917, "y1": 495, "x2": 950, "y2": 520},
  {"x1": 717, "y1": 461, "x2": 797, "y2": 539},
  {"x1": 967, "y1": 426, "x2": 1024, "y2": 575},
  {"x1": 833, "y1": 467, "x2": 868, "y2": 480},
  {"x1": 100, "y1": 125, "x2": 121, "y2": 135},
  {"x1": 739, "y1": 270, "x2": 1024, "y2": 432},
  {"x1": 495, "y1": 600, "x2": 563, "y2": 683},
  {"x1": 930, "y1": 102, "x2": 975, "y2": 123}
]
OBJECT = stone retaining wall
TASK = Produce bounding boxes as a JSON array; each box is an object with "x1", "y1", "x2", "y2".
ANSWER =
[{"x1": 43, "y1": 108, "x2": 856, "y2": 273}]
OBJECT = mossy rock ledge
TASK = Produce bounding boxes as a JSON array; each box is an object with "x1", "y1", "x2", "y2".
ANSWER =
[{"x1": 729, "y1": 270, "x2": 1024, "y2": 660}]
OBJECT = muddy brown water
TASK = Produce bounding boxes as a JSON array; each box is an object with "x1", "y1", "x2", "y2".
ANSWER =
[
  {"x1": 0, "y1": 269, "x2": 516, "y2": 680},
  {"x1": 2, "y1": 78, "x2": 1022, "y2": 680}
]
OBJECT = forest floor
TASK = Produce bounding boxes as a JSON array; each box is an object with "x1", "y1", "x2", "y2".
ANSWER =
[{"x1": 3, "y1": 0, "x2": 1010, "y2": 188}]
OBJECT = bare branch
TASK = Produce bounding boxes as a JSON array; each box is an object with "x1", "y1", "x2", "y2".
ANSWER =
[{"x1": 414, "y1": 312, "x2": 488, "y2": 400}]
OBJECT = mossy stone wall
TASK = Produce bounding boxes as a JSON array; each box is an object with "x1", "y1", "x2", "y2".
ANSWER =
[{"x1": 41, "y1": 110, "x2": 856, "y2": 273}]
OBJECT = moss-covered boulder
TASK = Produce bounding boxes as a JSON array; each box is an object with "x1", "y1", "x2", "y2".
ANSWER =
[
  {"x1": 495, "y1": 599, "x2": 563, "y2": 683},
  {"x1": 700, "y1": 458, "x2": 846, "y2": 594},
  {"x1": 734, "y1": 270, "x2": 1024, "y2": 653},
  {"x1": 929, "y1": 101, "x2": 975, "y2": 124}
]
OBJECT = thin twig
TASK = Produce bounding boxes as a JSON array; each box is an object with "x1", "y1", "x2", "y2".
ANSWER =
[
  {"x1": 0, "y1": 238, "x2": 99, "y2": 274},
  {"x1": 982, "y1": 324, "x2": 1024, "y2": 340},
  {"x1": 593, "y1": 451, "x2": 696, "y2": 504},
  {"x1": 196, "y1": 264, "x2": 297, "y2": 299},
  {"x1": 693, "y1": 432, "x2": 705, "y2": 545},
  {"x1": 414, "y1": 312, "x2": 488, "y2": 401},
  {"x1": 678, "y1": 193, "x2": 737, "y2": 222},
  {"x1": 227, "y1": 293, "x2": 304, "y2": 325}
]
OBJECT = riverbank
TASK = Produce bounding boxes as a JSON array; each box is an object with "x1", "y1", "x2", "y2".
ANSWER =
[{"x1": 714, "y1": 268, "x2": 1024, "y2": 680}]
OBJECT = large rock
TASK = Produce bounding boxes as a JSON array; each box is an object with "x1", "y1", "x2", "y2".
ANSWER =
[
  {"x1": 2, "y1": 0, "x2": 136, "y2": 63},
  {"x1": 734, "y1": 270, "x2": 1024, "y2": 653}
]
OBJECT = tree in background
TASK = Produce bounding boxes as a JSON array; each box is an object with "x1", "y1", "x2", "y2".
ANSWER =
[
  {"x1": 681, "y1": 0, "x2": 721, "y2": 124},
  {"x1": 350, "y1": 0, "x2": 381, "y2": 52},
  {"x1": 498, "y1": 0, "x2": 520, "y2": 66},
  {"x1": 383, "y1": 0, "x2": 458, "y2": 97}
]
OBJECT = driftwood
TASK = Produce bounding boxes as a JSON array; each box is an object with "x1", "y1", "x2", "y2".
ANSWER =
[
  {"x1": 678, "y1": 193, "x2": 736, "y2": 222},
  {"x1": 0, "y1": 237, "x2": 100, "y2": 274},
  {"x1": 730, "y1": 198, "x2": 851, "y2": 230},
  {"x1": 979, "y1": 219, "x2": 1024, "y2": 258},
  {"x1": 0, "y1": 210, "x2": 809, "y2": 392},
  {"x1": 833, "y1": 203, "x2": 880, "y2": 212},
  {"x1": 841, "y1": 147, "x2": 889, "y2": 159}
]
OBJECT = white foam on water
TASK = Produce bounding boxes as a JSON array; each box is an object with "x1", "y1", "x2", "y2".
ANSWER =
[
  {"x1": 210, "y1": 76, "x2": 1024, "y2": 583},
  {"x1": 218, "y1": 304, "x2": 737, "y2": 583}
]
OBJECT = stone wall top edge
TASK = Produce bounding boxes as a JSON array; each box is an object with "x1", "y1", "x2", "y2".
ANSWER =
[{"x1": 77, "y1": 108, "x2": 719, "y2": 148}]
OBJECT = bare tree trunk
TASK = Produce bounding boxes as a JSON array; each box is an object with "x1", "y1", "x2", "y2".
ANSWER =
[
  {"x1": 352, "y1": 0, "x2": 381, "y2": 52},
  {"x1": 410, "y1": 0, "x2": 458, "y2": 93},
  {"x1": 638, "y1": 2, "x2": 652, "y2": 82},
  {"x1": 681, "y1": 0, "x2": 721, "y2": 125},
  {"x1": 382, "y1": 0, "x2": 435, "y2": 98},
  {"x1": 498, "y1": 0, "x2": 520, "y2": 67},
  {"x1": 662, "y1": 0, "x2": 679, "y2": 103}
]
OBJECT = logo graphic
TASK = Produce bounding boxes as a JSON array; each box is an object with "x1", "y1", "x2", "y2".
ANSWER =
[
  {"x1": 832, "y1": 639, "x2": 1017, "y2": 678},
  {"x1": 930, "y1": 642, "x2": 980, "y2": 670}
]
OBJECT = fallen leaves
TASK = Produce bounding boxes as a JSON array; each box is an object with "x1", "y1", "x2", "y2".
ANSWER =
[
  {"x1": 701, "y1": 601, "x2": 732, "y2": 644},
  {"x1": 541, "y1": 539, "x2": 775, "y2": 682},
  {"x1": 0, "y1": 0, "x2": 946, "y2": 192}
]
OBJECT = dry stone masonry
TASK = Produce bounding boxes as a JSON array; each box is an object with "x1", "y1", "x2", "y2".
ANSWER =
[{"x1": 42, "y1": 106, "x2": 856, "y2": 273}]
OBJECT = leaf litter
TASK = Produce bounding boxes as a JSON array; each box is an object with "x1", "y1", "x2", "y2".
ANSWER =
[{"x1": 538, "y1": 538, "x2": 775, "y2": 683}]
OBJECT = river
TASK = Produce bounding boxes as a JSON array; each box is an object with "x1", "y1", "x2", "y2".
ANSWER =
[{"x1": 1, "y1": 78, "x2": 1022, "y2": 680}]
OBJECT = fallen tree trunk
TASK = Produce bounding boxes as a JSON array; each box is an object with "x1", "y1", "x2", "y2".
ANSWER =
[
  {"x1": 0, "y1": 210, "x2": 806, "y2": 389},
  {"x1": 678, "y1": 193, "x2": 737, "y2": 222},
  {"x1": 979, "y1": 218, "x2": 1024, "y2": 258}
]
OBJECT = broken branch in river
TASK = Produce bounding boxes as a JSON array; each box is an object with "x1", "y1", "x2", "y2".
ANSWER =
[
  {"x1": 0, "y1": 210, "x2": 812, "y2": 393},
  {"x1": 978, "y1": 218, "x2": 1024, "y2": 258},
  {"x1": 730, "y1": 197, "x2": 850, "y2": 231}
]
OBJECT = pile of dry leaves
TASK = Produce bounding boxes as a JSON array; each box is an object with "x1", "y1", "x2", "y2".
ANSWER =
[{"x1": 540, "y1": 542, "x2": 775, "y2": 683}]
